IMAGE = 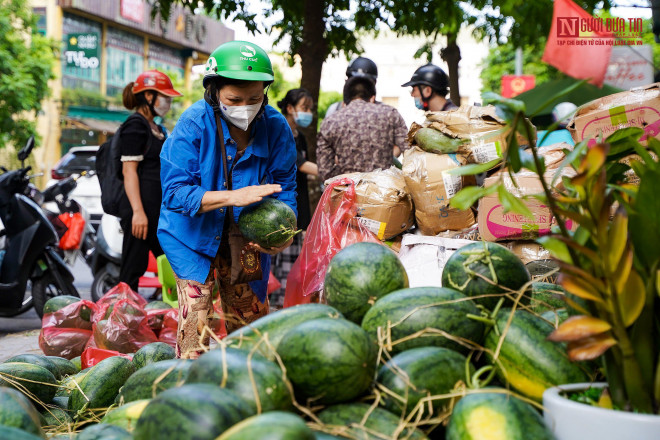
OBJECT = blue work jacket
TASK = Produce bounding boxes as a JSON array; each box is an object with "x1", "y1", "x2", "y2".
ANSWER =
[{"x1": 157, "y1": 99, "x2": 297, "y2": 302}]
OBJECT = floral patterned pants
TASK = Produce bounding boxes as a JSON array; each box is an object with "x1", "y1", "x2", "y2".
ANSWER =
[{"x1": 174, "y1": 246, "x2": 269, "y2": 359}]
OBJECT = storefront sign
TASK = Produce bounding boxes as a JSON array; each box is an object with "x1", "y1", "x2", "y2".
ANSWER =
[
  {"x1": 64, "y1": 33, "x2": 100, "y2": 69},
  {"x1": 501, "y1": 75, "x2": 536, "y2": 98},
  {"x1": 605, "y1": 45, "x2": 654, "y2": 89},
  {"x1": 121, "y1": 0, "x2": 144, "y2": 24}
]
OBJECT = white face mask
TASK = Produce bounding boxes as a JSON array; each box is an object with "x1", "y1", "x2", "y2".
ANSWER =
[
  {"x1": 219, "y1": 102, "x2": 262, "y2": 131},
  {"x1": 153, "y1": 95, "x2": 172, "y2": 117}
]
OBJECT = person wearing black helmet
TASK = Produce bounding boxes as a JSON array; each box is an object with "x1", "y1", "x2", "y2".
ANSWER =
[
  {"x1": 325, "y1": 56, "x2": 379, "y2": 118},
  {"x1": 402, "y1": 63, "x2": 457, "y2": 112}
]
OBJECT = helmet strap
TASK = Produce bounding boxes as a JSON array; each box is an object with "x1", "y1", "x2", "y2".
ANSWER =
[
  {"x1": 418, "y1": 86, "x2": 431, "y2": 110},
  {"x1": 147, "y1": 94, "x2": 158, "y2": 119}
]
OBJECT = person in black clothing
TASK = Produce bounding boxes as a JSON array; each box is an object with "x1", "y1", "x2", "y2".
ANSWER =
[
  {"x1": 272, "y1": 88, "x2": 318, "y2": 306},
  {"x1": 118, "y1": 70, "x2": 182, "y2": 291}
]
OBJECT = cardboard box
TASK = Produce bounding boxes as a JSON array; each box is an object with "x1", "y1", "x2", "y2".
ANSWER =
[
  {"x1": 408, "y1": 105, "x2": 534, "y2": 164},
  {"x1": 618, "y1": 151, "x2": 658, "y2": 186},
  {"x1": 329, "y1": 167, "x2": 415, "y2": 240},
  {"x1": 478, "y1": 144, "x2": 576, "y2": 242},
  {"x1": 402, "y1": 147, "x2": 476, "y2": 235},
  {"x1": 569, "y1": 82, "x2": 660, "y2": 146}
]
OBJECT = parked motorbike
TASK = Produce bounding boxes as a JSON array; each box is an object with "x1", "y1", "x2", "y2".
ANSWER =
[
  {"x1": 41, "y1": 172, "x2": 97, "y2": 268},
  {"x1": 0, "y1": 136, "x2": 79, "y2": 317},
  {"x1": 90, "y1": 213, "x2": 123, "y2": 301}
]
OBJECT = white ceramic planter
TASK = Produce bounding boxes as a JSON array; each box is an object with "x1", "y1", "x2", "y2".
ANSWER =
[{"x1": 543, "y1": 382, "x2": 660, "y2": 440}]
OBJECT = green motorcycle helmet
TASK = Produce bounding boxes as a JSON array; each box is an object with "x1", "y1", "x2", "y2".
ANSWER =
[{"x1": 203, "y1": 40, "x2": 274, "y2": 88}]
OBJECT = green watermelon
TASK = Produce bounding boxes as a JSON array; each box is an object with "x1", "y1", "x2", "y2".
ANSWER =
[
  {"x1": 238, "y1": 197, "x2": 300, "y2": 248},
  {"x1": 132, "y1": 342, "x2": 176, "y2": 369},
  {"x1": 217, "y1": 411, "x2": 315, "y2": 440},
  {"x1": 144, "y1": 301, "x2": 172, "y2": 310},
  {"x1": 40, "y1": 406, "x2": 72, "y2": 428},
  {"x1": 484, "y1": 309, "x2": 589, "y2": 401},
  {"x1": 46, "y1": 356, "x2": 79, "y2": 379},
  {"x1": 186, "y1": 347, "x2": 292, "y2": 413},
  {"x1": 0, "y1": 388, "x2": 43, "y2": 436},
  {"x1": 324, "y1": 242, "x2": 409, "y2": 323},
  {"x1": 4, "y1": 354, "x2": 60, "y2": 379},
  {"x1": 441, "y1": 242, "x2": 530, "y2": 310},
  {"x1": 541, "y1": 308, "x2": 569, "y2": 327},
  {"x1": 277, "y1": 318, "x2": 377, "y2": 405},
  {"x1": 361, "y1": 287, "x2": 484, "y2": 355},
  {"x1": 133, "y1": 384, "x2": 251, "y2": 440},
  {"x1": 530, "y1": 282, "x2": 565, "y2": 313},
  {"x1": 101, "y1": 399, "x2": 150, "y2": 431},
  {"x1": 226, "y1": 303, "x2": 343, "y2": 358},
  {"x1": 69, "y1": 356, "x2": 135, "y2": 414},
  {"x1": 0, "y1": 426, "x2": 43, "y2": 440},
  {"x1": 0, "y1": 362, "x2": 58, "y2": 405},
  {"x1": 314, "y1": 432, "x2": 345, "y2": 440},
  {"x1": 377, "y1": 347, "x2": 472, "y2": 417},
  {"x1": 317, "y1": 403, "x2": 428, "y2": 440},
  {"x1": 77, "y1": 423, "x2": 132, "y2": 440},
  {"x1": 43, "y1": 295, "x2": 81, "y2": 315},
  {"x1": 52, "y1": 396, "x2": 69, "y2": 409},
  {"x1": 117, "y1": 359, "x2": 191, "y2": 403},
  {"x1": 56, "y1": 369, "x2": 89, "y2": 398},
  {"x1": 70, "y1": 357, "x2": 81, "y2": 371},
  {"x1": 446, "y1": 391, "x2": 554, "y2": 440}
]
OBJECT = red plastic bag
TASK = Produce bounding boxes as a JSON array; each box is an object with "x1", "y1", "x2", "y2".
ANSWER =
[
  {"x1": 146, "y1": 308, "x2": 171, "y2": 333},
  {"x1": 92, "y1": 298, "x2": 158, "y2": 353},
  {"x1": 57, "y1": 212, "x2": 86, "y2": 250},
  {"x1": 41, "y1": 300, "x2": 97, "y2": 331},
  {"x1": 81, "y1": 347, "x2": 132, "y2": 369},
  {"x1": 95, "y1": 282, "x2": 147, "y2": 316},
  {"x1": 283, "y1": 178, "x2": 379, "y2": 307},
  {"x1": 39, "y1": 327, "x2": 92, "y2": 359},
  {"x1": 267, "y1": 270, "x2": 281, "y2": 294}
]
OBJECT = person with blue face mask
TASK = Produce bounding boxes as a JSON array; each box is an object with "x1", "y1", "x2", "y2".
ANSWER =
[
  {"x1": 158, "y1": 41, "x2": 297, "y2": 358},
  {"x1": 402, "y1": 63, "x2": 458, "y2": 112},
  {"x1": 272, "y1": 88, "x2": 318, "y2": 307}
]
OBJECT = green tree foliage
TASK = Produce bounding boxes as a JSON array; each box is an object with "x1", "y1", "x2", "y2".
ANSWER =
[
  {"x1": 479, "y1": 42, "x2": 566, "y2": 94},
  {"x1": 0, "y1": 0, "x2": 56, "y2": 149}
]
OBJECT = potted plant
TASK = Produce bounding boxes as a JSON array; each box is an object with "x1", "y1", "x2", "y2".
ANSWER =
[{"x1": 450, "y1": 86, "x2": 660, "y2": 439}]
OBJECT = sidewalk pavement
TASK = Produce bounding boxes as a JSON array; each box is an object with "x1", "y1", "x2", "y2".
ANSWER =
[{"x1": 0, "y1": 329, "x2": 42, "y2": 362}]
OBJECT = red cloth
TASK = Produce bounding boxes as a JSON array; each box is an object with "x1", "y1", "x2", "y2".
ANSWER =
[{"x1": 541, "y1": 0, "x2": 612, "y2": 87}]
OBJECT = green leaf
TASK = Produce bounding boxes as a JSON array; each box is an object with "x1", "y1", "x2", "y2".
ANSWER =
[
  {"x1": 506, "y1": 131, "x2": 522, "y2": 173},
  {"x1": 538, "y1": 236, "x2": 573, "y2": 263},
  {"x1": 449, "y1": 185, "x2": 498, "y2": 211},
  {"x1": 605, "y1": 211, "x2": 628, "y2": 274},
  {"x1": 646, "y1": 137, "x2": 660, "y2": 159},
  {"x1": 496, "y1": 185, "x2": 533, "y2": 218},
  {"x1": 446, "y1": 159, "x2": 501, "y2": 176},
  {"x1": 629, "y1": 167, "x2": 660, "y2": 268},
  {"x1": 618, "y1": 269, "x2": 645, "y2": 327},
  {"x1": 529, "y1": 79, "x2": 587, "y2": 118},
  {"x1": 606, "y1": 127, "x2": 645, "y2": 144},
  {"x1": 552, "y1": 141, "x2": 587, "y2": 187}
]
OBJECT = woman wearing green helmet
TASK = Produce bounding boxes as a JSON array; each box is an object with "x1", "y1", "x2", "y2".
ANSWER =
[{"x1": 158, "y1": 41, "x2": 298, "y2": 358}]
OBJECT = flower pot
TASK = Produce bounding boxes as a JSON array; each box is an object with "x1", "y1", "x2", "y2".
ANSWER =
[{"x1": 543, "y1": 382, "x2": 660, "y2": 440}]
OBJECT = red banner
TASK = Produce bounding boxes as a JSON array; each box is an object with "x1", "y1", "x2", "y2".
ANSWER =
[{"x1": 501, "y1": 75, "x2": 536, "y2": 98}]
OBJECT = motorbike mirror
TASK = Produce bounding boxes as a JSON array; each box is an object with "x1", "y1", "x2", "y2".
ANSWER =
[{"x1": 17, "y1": 136, "x2": 35, "y2": 163}]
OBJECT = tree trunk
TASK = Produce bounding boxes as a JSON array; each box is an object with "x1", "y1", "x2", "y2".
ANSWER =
[
  {"x1": 441, "y1": 33, "x2": 461, "y2": 106},
  {"x1": 298, "y1": 0, "x2": 327, "y2": 163}
]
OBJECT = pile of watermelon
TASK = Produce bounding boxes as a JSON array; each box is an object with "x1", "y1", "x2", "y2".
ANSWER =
[{"x1": 0, "y1": 241, "x2": 586, "y2": 439}]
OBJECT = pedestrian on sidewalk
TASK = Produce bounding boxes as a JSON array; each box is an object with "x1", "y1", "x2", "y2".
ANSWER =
[
  {"x1": 118, "y1": 70, "x2": 181, "y2": 292},
  {"x1": 158, "y1": 41, "x2": 297, "y2": 359},
  {"x1": 402, "y1": 63, "x2": 458, "y2": 112}
]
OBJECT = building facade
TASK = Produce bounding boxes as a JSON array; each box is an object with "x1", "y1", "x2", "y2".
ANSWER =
[{"x1": 31, "y1": 0, "x2": 233, "y2": 179}]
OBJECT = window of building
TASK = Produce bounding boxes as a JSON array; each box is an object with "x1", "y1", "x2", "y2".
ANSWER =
[
  {"x1": 148, "y1": 41, "x2": 185, "y2": 81},
  {"x1": 106, "y1": 27, "x2": 144, "y2": 96}
]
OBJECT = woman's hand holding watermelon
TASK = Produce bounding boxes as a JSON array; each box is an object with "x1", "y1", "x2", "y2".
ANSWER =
[
  {"x1": 230, "y1": 184, "x2": 282, "y2": 207},
  {"x1": 249, "y1": 237, "x2": 294, "y2": 255}
]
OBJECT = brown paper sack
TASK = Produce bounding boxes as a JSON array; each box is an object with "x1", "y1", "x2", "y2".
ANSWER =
[
  {"x1": 402, "y1": 147, "x2": 475, "y2": 235},
  {"x1": 407, "y1": 105, "x2": 533, "y2": 165},
  {"x1": 328, "y1": 167, "x2": 415, "y2": 240}
]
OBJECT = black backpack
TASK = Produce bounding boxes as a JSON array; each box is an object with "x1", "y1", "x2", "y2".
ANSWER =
[{"x1": 96, "y1": 114, "x2": 153, "y2": 217}]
